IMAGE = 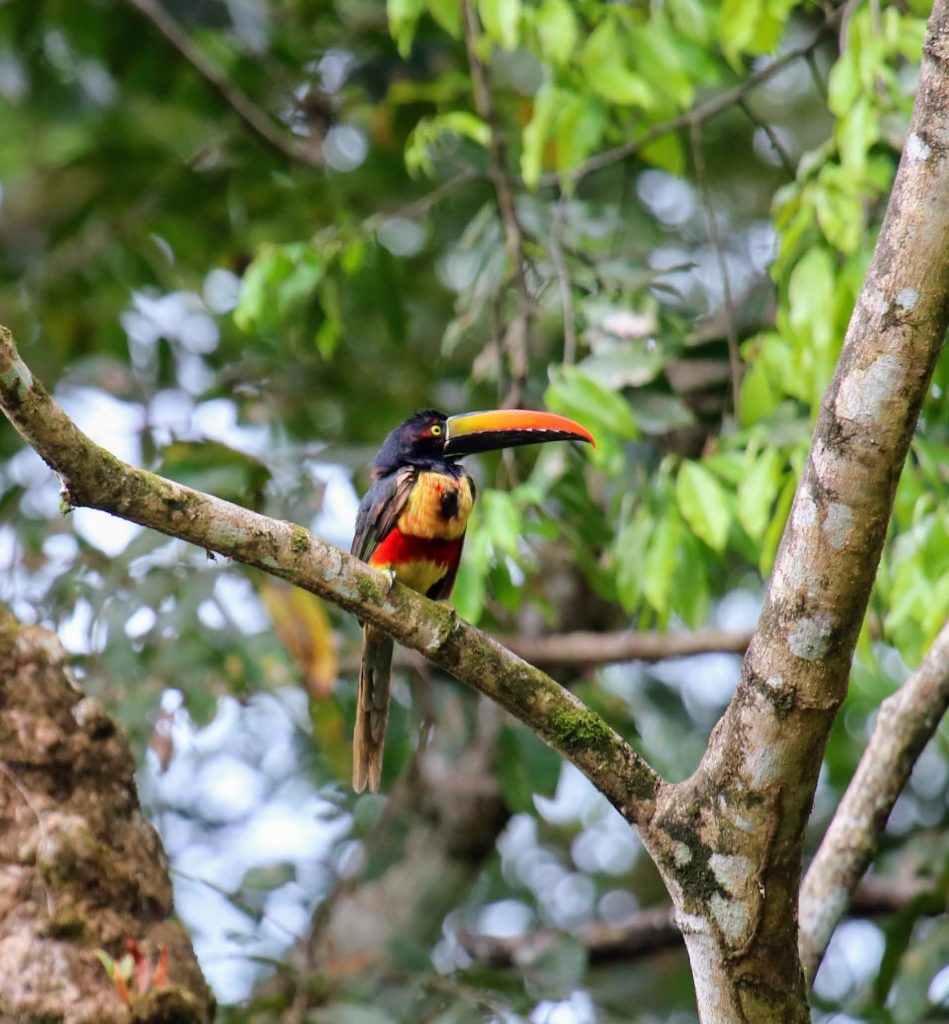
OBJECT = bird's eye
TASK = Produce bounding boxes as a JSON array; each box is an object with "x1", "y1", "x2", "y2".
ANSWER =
[{"x1": 430, "y1": 424, "x2": 443, "y2": 436}]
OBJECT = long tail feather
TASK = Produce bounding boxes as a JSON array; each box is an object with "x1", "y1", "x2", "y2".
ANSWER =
[{"x1": 352, "y1": 626, "x2": 393, "y2": 792}]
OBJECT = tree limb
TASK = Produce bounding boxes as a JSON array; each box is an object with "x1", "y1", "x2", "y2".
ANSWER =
[
  {"x1": 459, "y1": 875, "x2": 942, "y2": 969},
  {"x1": 638, "y1": 3, "x2": 949, "y2": 1019},
  {"x1": 554, "y1": 8, "x2": 842, "y2": 188},
  {"x1": 337, "y1": 625, "x2": 752, "y2": 675},
  {"x1": 122, "y1": 0, "x2": 325, "y2": 169},
  {"x1": 798, "y1": 617, "x2": 949, "y2": 982},
  {"x1": 0, "y1": 325, "x2": 663, "y2": 827}
]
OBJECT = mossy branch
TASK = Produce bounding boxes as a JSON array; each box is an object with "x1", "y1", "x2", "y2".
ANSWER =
[{"x1": 0, "y1": 325, "x2": 663, "y2": 825}]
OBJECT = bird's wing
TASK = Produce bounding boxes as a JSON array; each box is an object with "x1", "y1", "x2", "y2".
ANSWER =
[{"x1": 351, "y1": 466, "x2": 417, "y2": 562}]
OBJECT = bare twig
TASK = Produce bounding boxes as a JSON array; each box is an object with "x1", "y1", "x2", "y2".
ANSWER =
[
  {"x1": 460, "y1": 875, "x2": 943, "y2": 968},
  {"x1": 0, "y1": 326, "x2": 663, "y2": 827},
  {"x1": 798, "y1": 617, "x2": 949, "y2": 982},
  {"x1": 690, "y1": 119, "x2": 742, "y2": 414},
  {"x1": 336, "y1": 624, "x2": 753, "y2": 674},
  {"x1": 462, "y1": 0, "x2": 532, "y2": 405},
  {"x1": 549, "y1": 196, "x2": 578, "y2": 363},
  {"x1": 738, "y1": 99, "x2": 797, "y2": 178},
  {"x1": 122, "y1": 0, "x2": 325, "y2": 169}
]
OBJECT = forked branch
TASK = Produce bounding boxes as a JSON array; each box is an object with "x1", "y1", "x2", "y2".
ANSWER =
[{"x1": 0, "y1": 326, "x2": 662, "y2": 826}]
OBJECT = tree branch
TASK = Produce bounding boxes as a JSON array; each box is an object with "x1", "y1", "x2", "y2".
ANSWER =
[
  {"x1": 798, "y1": 617, "x2": 949, "y2": 982},
  {"x1": 553, "y1": 8, "x2": 842, "y2": 189},
  {"x1": 337, "y1": 625, "x2": 753, "y2": 675},
  {"x1": 459, "y1": 875, "x2": 942, "y2": 969},
  {"x1": 122, "y1": 0, "x2": 325, "y2": 169},
  {"x1": 638, "y1": 3, "x2": 949, "y2": 1019},
  {"x1": 0, "y1": 325, "x2": 663, "y2": 827}
]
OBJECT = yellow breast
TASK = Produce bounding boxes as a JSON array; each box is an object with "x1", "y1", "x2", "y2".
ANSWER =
[{"x1": 398, "y1": 472, "x2": 473, "y2": 540}]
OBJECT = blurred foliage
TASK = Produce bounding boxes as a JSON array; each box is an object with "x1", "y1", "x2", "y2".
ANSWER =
[{"x1": 1, "y1": 0, "x2": 948, "y2": 1021}]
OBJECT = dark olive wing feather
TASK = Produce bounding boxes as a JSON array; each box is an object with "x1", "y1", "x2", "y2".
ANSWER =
[{"x1": 351, "y1": 466, "x2": 417, "y2": 562}]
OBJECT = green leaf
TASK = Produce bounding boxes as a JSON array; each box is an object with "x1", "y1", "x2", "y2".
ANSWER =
[
  {"x1": 739, "y1": 339, "x2": 781, "y2": 424},
  {"x1": 719, "y1": 0, "x2": 761, "y2": 65},
  {"x1": 406, "y1": 112, "x2": 490, "y2": 176},
  {"x1": 676, "y1": 462, "x2": 731, "y2": 552},
  {"x1": 581, "y1": 21, "x2": 654, "y2": 108},
  {"x1": 643, "y1": 507, "x2": 681, "y2": 617},
  {"x1": 737, "y1": 448, "x2": 784, "y2": 541},
  {"x1": 837, "y1": 96, "x2": 878, "y2": 174},
  {"x1": 497, "y1": 724, "x2": 561, "y2": 812},
  {"x1": 452, "y1": 523, "x2": 489, "y2": 623},
  {"x1": 828, "y1": 49, "x2": 860, "y2": 116},
  {"x1": 481, "y1": 490, "x2": 522, "y2": 555},
  {"x1": 426, "y1": 0, "x2": 462, "y2": 37},
  {"x1": 521, "y1": 82, "x2": 560, "y2": 189},
  {"x1": 671, "y1": 530, "x2": 709, "y2": 626},
  {"x1": 234, "y1": 243, "x2": 328, "y2": 333},
  {"x1": 760, "y1": 472, "x2": 797, "y2": 575},
  {"x1": 553, "y1": 91, "x2": 608, "y2": 176},
  {"x1": 387, "y1": 0, "x2": 425, "y2": 57},
  {"x1": 535, "y1": 0, "x2": 577, "y2": 64},
  {"x1": 640, "y1": 132, "x2": 686, "y2": 175},
  {"x1": 615, "y1": 505, "x2": 653, "y2": 612},
  {"x1": 95, "y1": 950, "x2": 116, "y2": 979},
  {"x1": 668, "y1": 0, "x2": 714, "y2": 46},
  {"x1": 436, "y1": 111, "x2": 490, "y2": 147},
  {"x1": 630, "y1": 17, "x2": 694, "y2": 110},
  {"x1": 545, "y1": 365, "x2": 639, "y2": 440},
  {"x1": 479, "y1": 0, "x2": 521, "y2": 51}
]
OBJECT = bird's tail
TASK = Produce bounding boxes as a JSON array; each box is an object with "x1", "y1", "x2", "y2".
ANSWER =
[{"x1": 352, "y1": 625, "x2": 394, "y2": 793}]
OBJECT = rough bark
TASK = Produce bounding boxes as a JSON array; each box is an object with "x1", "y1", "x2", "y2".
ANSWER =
[
  {"x1": 0, "y1": 324, "x2": 663, "y2": 828},
  {"x1": 0, "y1": 606, "x2": 214, "y2": 1024},
  {"x1": 635, "y1": 5, "x2": 949, "y2": 1019},
  {"x1": 798, "y1": 616, "x2": 949, "y2": 981}
]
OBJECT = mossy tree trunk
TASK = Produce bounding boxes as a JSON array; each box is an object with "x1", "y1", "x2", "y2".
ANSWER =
[{"x1": 0, "y1": 605, "x2": 214, "y2": 1024}]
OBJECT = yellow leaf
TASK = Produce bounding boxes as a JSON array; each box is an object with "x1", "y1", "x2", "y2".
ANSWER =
[{"x1": 260, "y1": 581, "x2": 338, "y2": 698}]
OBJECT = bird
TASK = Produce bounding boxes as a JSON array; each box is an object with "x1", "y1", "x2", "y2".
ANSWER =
[{"x1": 350, "y1": 407, "x2": 595, "y2": 792}]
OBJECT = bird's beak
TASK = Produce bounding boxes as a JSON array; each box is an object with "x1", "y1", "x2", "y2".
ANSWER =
[{"x1": 443, "y1": 409, "x2": 596, "y2": 456}]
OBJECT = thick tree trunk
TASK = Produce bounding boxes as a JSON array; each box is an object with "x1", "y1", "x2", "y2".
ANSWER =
[
  {"x1": 0, "y1": 606, "x2": 214, "y2": 1024},
  {"x1": 637, "y1": 3, "x2": 949, "y2": 1020}
]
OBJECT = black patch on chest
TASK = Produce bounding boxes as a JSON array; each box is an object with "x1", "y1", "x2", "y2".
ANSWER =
[{"x1": 439, "y1": 489, "x2": 460, "y2": 520}]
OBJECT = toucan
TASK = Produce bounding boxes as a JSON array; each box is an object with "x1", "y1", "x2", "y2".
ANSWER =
[{"x1": 350, "y1": 407, "x2": 595, "y2": 792}]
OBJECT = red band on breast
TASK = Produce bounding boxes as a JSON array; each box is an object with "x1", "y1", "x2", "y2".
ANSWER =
[{"x1": 369, "y1": 528, "x2": 463, "y2": 569}]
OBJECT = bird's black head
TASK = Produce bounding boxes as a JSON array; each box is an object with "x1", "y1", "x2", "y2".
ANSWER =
[
  {"x1": 371, "y1": 409, "x2": 449, "y2": 476},
  {"x1": 370, "y1": 407, "x2": 596, "y2": 477}
]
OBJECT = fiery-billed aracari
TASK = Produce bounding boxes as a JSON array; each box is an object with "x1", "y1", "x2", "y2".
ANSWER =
[{"x1": 350, "y1": 407, "x2": 595, "y2": 791}]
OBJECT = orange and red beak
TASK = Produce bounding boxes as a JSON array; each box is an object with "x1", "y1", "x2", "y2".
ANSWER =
[{"x1": 443, "y1": 409, "x2": 595, "y2": 457}]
